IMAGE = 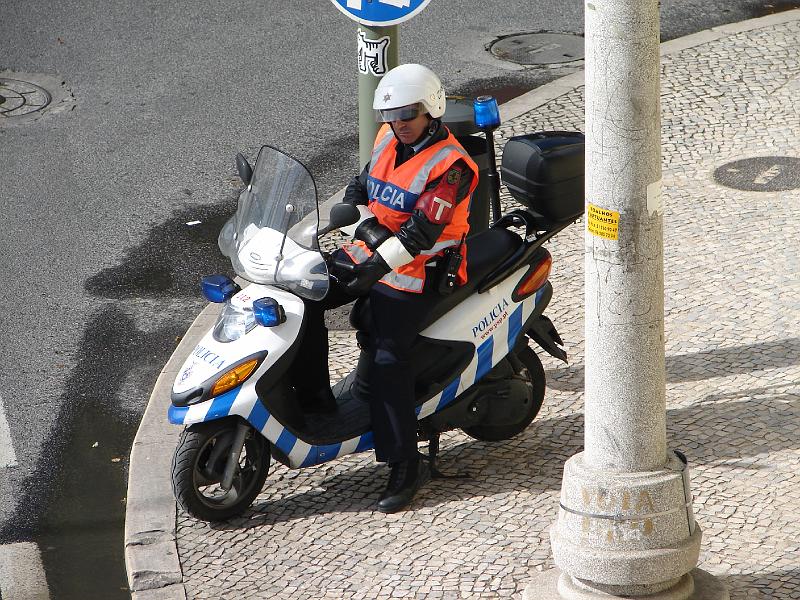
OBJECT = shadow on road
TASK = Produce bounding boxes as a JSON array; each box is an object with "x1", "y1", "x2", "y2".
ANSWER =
[
  {"x1": 720, "y1": 569, "x2": 800, "y2": 599},
  {"x1": 0, "y1": 305, "x2": 189, "y2": 599},
  {"x1": 85, "y1": 200, "x2": 235, "y2": 299}
]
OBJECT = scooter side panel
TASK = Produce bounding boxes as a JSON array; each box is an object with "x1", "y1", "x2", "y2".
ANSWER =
[
  {"x1": 413, "y1": 267, "x2": 549, "y2": 420},
  {"x1": 251, "y1": 404, "x2": 372, "y2": 469}
]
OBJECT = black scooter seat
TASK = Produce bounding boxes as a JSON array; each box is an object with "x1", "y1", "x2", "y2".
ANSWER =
[{"x1": 350, "y1": 227, "x2": 522, "y2": 332}]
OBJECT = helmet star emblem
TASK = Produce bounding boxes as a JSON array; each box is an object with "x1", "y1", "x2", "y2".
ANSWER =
[{"x1": 383, "y1": 93, "x2": 391, "y2": 103}]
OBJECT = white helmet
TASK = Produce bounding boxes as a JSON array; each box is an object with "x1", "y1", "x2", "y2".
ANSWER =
[{"x1": 373, "y1": 64, "x2": 446, "y2": 121}]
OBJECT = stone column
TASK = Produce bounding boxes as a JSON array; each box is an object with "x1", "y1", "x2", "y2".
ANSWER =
[{"x1": 524, "y1": 1, "x2": 727, "y2": 598}]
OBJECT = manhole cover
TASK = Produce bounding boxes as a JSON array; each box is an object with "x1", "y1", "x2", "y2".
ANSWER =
[
  {"x1": 490, "y1": 33, "x2": 584, "y2": 65},
  {"x1": 713, "y1": 156, "x2": 800, "y2": 192},
  {"x1": 0, "y1": 78, "x2": 52, "y2": 117},
  {"x1": 0, "y1": 71, "x2": 74, "y2": 127}
]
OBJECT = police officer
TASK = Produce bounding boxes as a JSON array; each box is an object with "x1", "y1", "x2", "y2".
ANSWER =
[{"x1": 291, "y1": 64, "x2": 478, "y2": 513}]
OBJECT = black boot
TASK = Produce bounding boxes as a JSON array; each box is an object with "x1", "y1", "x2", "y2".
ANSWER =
[{"x1": 376, "y1": 453, "x2": 430, "y2": 514}]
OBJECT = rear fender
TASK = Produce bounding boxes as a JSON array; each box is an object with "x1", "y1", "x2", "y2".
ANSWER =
[{"x1": 526, "y1": 315, "x2": 567, "y2": 362}]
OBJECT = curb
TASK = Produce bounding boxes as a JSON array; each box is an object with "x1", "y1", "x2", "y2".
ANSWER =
[
  {"x1": 125, "y1": 303, "x2": 221, "y2": 600},
  {"x1": 123, "y1": 9, "x2": 800, "y2": 599}
]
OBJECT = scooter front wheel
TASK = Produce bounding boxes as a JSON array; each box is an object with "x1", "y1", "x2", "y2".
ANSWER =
[
  {"x1": 171, "y1": 417, "x2": 270, "y2": 521},
  {"x1": 461, "y1": 347, "x2": 546, "y2": 442}
]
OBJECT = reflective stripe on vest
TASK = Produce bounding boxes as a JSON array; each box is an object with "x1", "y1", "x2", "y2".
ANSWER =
[
  {"x1": 380, "y1": 270, "x2": 424, "y2": 292},
  {"x1": 418, "y1": 238, "x2": 459, "y2": 256},
  {"x1": 370, "y1": 127, "x2": 395, "y2": 168},
  {"x1": 342, "y1": 242, "x2": 370, "y2": 264}
]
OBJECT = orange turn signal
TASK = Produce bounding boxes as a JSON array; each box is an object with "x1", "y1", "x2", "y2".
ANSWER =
[{"x1": 210, "y1": 358, "x2": 260, "y2": 397}]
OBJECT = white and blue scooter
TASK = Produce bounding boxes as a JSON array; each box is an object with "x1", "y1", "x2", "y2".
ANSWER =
[{"x1": 168, "y1": 101, "x2": 584, "y2": 521}]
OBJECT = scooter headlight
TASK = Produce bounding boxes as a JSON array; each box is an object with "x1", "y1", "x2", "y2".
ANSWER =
[{"x1": 213, "y1": 302, "x2": 257, "y2": 342}]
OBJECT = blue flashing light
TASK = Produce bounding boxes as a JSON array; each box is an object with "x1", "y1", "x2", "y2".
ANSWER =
[
  {"x1": 253, "y1": 297, "x2": 286, "y2": 327},
  {"x1": 201, "y1": 275, "x2": 240, "y2": 303},
  {"x1": 473, "y1": 95, "x2": 501, "y2": 130}
]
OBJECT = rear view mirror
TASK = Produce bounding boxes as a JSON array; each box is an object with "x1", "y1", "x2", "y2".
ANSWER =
[
  {"x1": 318, "y1": 203, "x2": 361, "y2": 237},
  {"x1": 329, "y1": 203, "x2": 361, "y2": 229},
  {"x1": 235, "y1": 153, "x2": 253, "y2": 186}
]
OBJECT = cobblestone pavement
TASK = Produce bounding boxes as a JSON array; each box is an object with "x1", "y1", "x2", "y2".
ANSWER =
[{"x1": 175, "y1": 16, "x2": 800, "y2": 600}]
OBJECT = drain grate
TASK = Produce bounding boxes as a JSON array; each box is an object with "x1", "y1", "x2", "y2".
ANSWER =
[
  {"x1": 0, "y1": 71, "x2": 74, "y2": 127},
  {"x1": 491, "y1": 33, "x2": 584, "y2": 66},
  {"x1": 0, "y1": 78, "x2": 52, "y2": 117},
  {"x1": 714, "y1": 156, "x2": 800, "y2": 192}
]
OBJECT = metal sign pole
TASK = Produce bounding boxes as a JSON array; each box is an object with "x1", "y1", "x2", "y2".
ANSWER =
[
  {"x1": 357, "y1": 24, "x2": 398, "y2": 167},
  {"x1": 327, "y1": 0, "x2": 430, "y2": 166}
]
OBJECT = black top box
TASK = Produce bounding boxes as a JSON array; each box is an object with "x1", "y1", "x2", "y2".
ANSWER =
[{"x1": 501, "y1": 131, "x2": 585, "y2": 229}]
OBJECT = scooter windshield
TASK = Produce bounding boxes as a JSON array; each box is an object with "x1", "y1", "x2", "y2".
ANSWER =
[{"x1": 218, "y1": 145, "x2": 329, "y2": 300}]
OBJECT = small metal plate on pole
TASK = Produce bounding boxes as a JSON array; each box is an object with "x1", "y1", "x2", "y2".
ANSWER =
[
  {"x1": 490, "y1": 33, "x2": 584, "y2": 66},
  {"x1": 714, "y1": 156, "x2": 800, "y2": 192}
]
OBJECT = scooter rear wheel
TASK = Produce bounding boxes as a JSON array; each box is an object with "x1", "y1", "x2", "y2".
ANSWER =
[
  {"x1": 461, "y1": 347, "x2": 545, "y2": 442},
  {"x1": 171, "y1": 417, "x2": 270, "y2": 521}
]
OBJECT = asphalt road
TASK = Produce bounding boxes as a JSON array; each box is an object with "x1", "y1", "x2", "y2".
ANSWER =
[{"x1": 0, "y1": 0, "x2": 789, "y2": 597}]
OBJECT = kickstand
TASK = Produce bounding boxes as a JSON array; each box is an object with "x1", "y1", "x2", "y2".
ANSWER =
[{"x1": 425, "y1": 433, "x2": 470, "y2": 480}]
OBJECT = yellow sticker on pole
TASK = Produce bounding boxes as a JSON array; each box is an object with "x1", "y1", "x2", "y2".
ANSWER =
[{"x1": 587, "y1": 204, "x2": 620, "y2": 240}]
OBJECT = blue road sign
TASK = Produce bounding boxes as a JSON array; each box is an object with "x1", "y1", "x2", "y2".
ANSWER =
[{"x1": 329, "y1": 0, "x2": 433, "y2": 27}]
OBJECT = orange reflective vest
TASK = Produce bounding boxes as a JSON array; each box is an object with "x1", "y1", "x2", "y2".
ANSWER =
[{"x1": 344, "y1": 124, "x2": 479, "y2": 293}]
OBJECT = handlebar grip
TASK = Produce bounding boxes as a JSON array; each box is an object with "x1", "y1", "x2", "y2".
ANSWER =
[{"x1": 333, "y1": 257, "x2": 357, "y2": 272}]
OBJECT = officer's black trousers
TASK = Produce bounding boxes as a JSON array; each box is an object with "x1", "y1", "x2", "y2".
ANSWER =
[{"x1": 290, "y1": 252, "x2": 441, "y2": 464}]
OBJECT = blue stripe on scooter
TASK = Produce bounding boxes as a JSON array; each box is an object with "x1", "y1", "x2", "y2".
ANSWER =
[
  {"x1": 507, "y1": 304, "x2": 523, "y2": 352},
  {"x1": 355, "y1": 431, "x2": 374, "y2": 453},
  {"x1": 247, "y1": 400, "x2": 270, "y2": 432},
  {"x1": 168, "y1": 405, "x2": 189, "y2": 424},
  {"x1": 436, "y1": 377, "x2": 461, "y2": 410},
  {"x1": 475, "y1": 337, "x2": 494, "y2": 382},
  {"x1": 300, "y1": 449, "x2": 318, "y2": 468},
  {"x1": 535, "y1": 286, "x2": 546, "y2": 305},
  {"x1": 205, "y1": 387, "x2": 239, "y2": 421},
  {"x1": 275, "y1": 427, "x2": 298, "y2": 456},
  {"x1": 317, "y1": 443, "x2": 342, "y2": 463}
]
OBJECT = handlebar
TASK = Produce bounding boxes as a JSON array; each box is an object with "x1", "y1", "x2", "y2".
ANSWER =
[{"x1": 332, "y1": 256, "x2": 357, "y2": 273}]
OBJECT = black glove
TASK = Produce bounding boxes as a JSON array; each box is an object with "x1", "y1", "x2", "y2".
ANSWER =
[
  {"x1": 345, "y1": 252, "x2": 391, "y2": 296},
  {"x1": 354, "y1": 217, "x2": 393, "y2": 250}
]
